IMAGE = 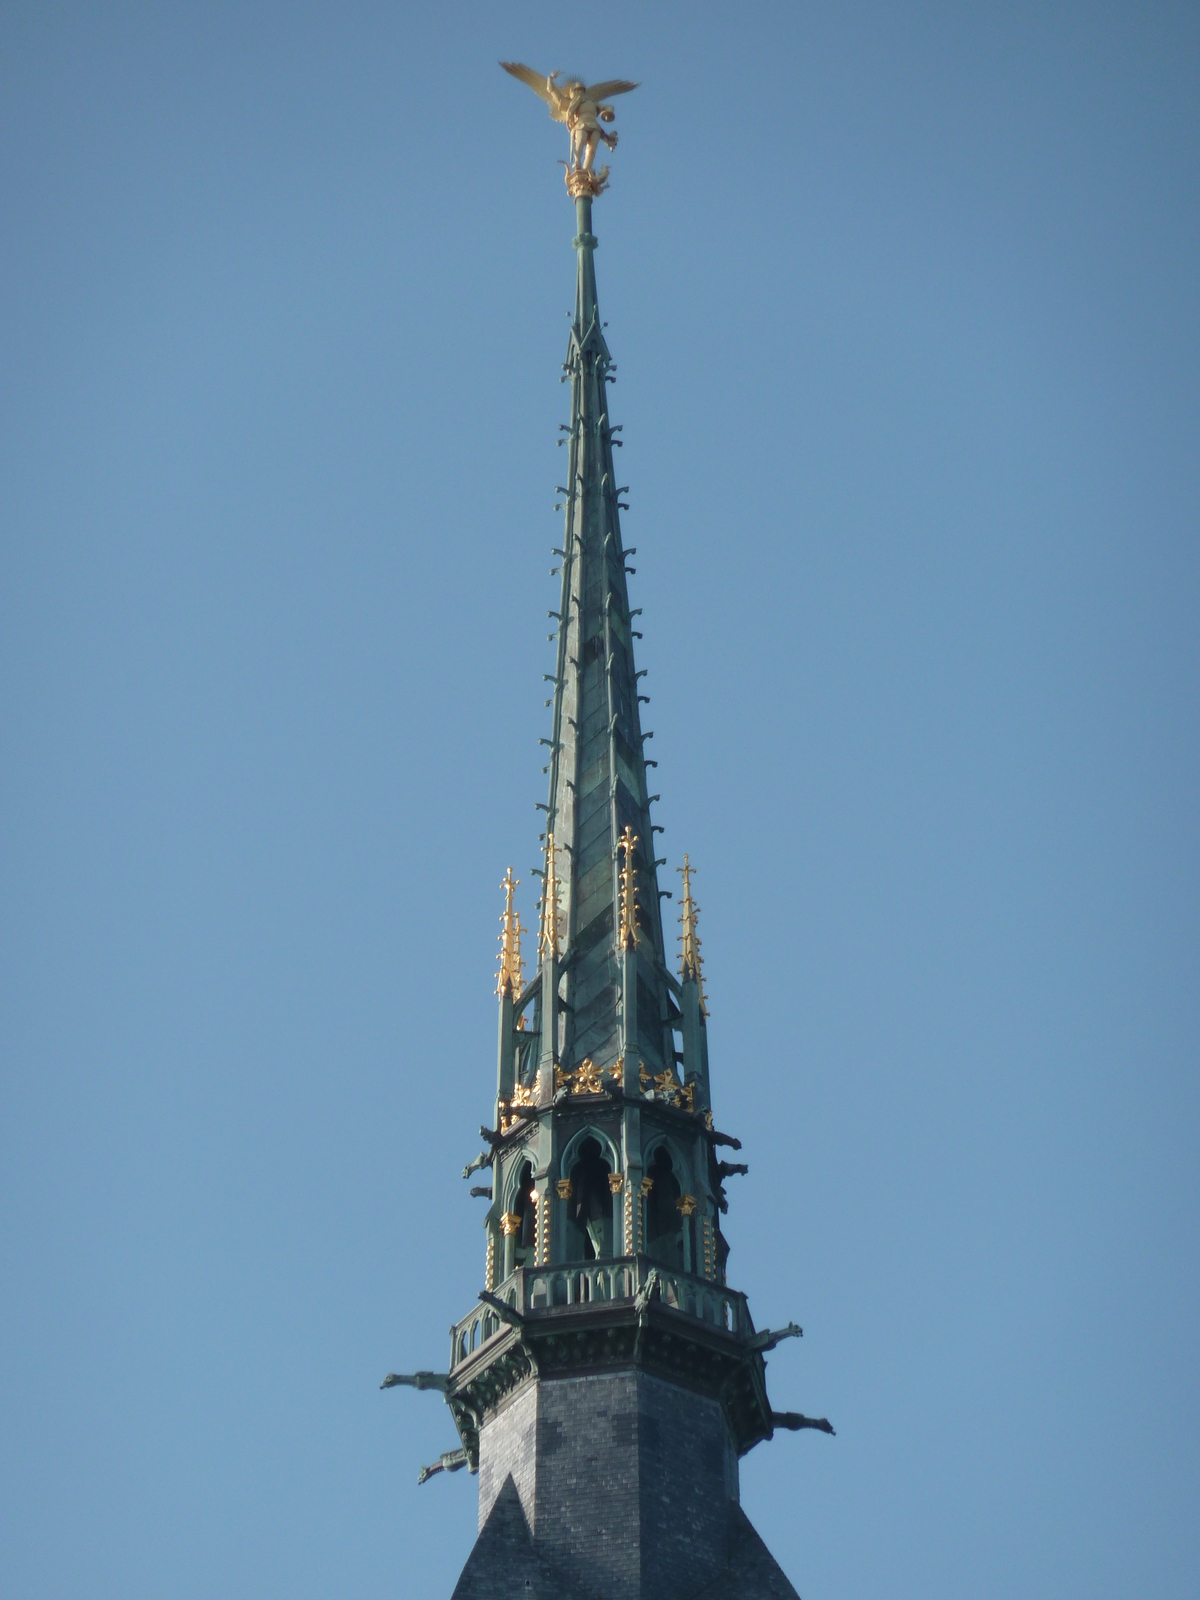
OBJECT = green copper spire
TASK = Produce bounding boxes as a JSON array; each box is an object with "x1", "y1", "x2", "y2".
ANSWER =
[
  {"x1": 383, "y1": 86, "x2": 833, "y2": 1595},
  {"x1": 532, "y1": 193, "x2": 680, "y2": 1096}
]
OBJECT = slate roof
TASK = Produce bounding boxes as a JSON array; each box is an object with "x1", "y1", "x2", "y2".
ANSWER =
[
  {"x1": 449, "y1": 1476, "x2": 586, "y2": 1600},
  {"x1": 452, "y1": 1478, "x2": 802, "y2": 1600}
]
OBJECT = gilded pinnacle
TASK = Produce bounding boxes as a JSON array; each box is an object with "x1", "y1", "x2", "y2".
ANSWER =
[
  {"x1": 538, "y1": 832, "x2": 562, "y2": 962},
  {"x1": 496, "y1": 867, "x2": 525, "y2": 999},
  {"x1": 678, "y1": 854, "x2": 708, "y2": 1016},
  {"x1": 618, "y1": 826, "x2": 641, "y2": 950}
]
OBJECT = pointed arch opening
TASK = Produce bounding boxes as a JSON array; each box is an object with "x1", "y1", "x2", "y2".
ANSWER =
[
  {"x1": 498, "y1": 1157, "x2": 538, "y2": 1281},
  {"x1": 644, "y1": 1142, "x2": 687, "y2": 1270},
  {"x1": 560, "y1": 1128, "x2": 619, "y2": 1262}
]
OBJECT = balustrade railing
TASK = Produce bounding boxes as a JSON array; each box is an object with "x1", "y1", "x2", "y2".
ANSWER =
[{"x1": 449, "y1": 1257, "x2": 750, "y2": 1370}]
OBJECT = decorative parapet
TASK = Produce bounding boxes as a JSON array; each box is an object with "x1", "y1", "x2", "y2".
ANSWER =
[
  {"x1": 441, "y1": 1257, "x2": 782, "y2": 1477},
  {"x1": 448, "y1": 1257, "x2": 752, "y2": 1374},
  {"x1": 450, "y1": 1262, "x2": 729, "y2": 1356}
]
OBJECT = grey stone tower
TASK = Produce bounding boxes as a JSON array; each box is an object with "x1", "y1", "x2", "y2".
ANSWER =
[{"x1": 383, "y1": 79, "x2": 833, "y2": 1600}]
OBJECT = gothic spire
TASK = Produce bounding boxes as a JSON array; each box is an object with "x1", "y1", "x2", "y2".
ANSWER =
[
  {"x1": 384, "y1": 87, "x2": 835, "y2": 1577},
  {"x1": 534, "y1": 186, "x2": 677, "y2": 1081}
]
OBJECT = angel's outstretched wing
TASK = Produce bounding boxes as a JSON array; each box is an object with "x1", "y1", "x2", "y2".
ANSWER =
[
  {"x1": 583, "y1": 79, "x2": 639, "y2": 101},
  {"x1": 500, "y1": 62, "x2": 556, "y2": 104}
]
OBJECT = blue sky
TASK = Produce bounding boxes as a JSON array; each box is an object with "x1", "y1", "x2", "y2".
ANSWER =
[{"x1": 2, "y1": 4, "x2": 1197, "y2": 1597}]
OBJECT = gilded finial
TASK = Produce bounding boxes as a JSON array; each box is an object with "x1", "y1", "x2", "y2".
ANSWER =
[
  {"x1": 496, "y1": 868, "x2": 525, "y2": 999},
  {"x1": 678, "y1": 854, "x2": 708, "y2": 1016},
  {"x1": 538, "y1": 832, "x2": 562, "y2": 962},
  {"x1": 618, "y1": 826, "x2": 641, "y2": 950}
]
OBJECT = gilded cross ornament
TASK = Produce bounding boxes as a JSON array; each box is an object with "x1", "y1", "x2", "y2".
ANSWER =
[
  {"x1": 501, "y1": 62, "x2": 638, "y2": 196},
  {"x1": 496, "y1": 867, "x2": 525, "y2": 999},
  {"x1": 618, "y1": 826, "x2": 641, "y2": 950}
]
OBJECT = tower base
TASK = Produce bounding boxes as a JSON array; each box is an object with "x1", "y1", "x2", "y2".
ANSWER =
[{"x1": 449, "y1": 1368, "x2": 801, "y2": 1600}]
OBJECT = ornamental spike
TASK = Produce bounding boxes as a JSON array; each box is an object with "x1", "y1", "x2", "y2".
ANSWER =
[
  {"x1": 496, "y1": 867, "x2": 525, "y2": 999},
  {"x1": 618, "y1": 825, "x2": 641, "y2": 950}
]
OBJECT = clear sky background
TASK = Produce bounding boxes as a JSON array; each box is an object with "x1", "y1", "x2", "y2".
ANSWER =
[{"x1": 2, "y1": 4, "x2": 1197, "y2": 1598}]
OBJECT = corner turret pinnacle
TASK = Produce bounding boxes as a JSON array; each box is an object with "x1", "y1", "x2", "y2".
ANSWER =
[
  {"x1": 537, "y1": 832, "x2": 562, "y2": 963},
  {"x1": 496, "y1": 869, "x2": 524, "y2": 1000},
  {"x1": 678, "y1": 854, "x2": 708, "y2": 1017}
]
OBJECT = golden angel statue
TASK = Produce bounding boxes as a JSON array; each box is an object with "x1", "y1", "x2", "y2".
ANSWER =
[{"x1": 501, "y1": 62, "x2": 638, "y2": 189}]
